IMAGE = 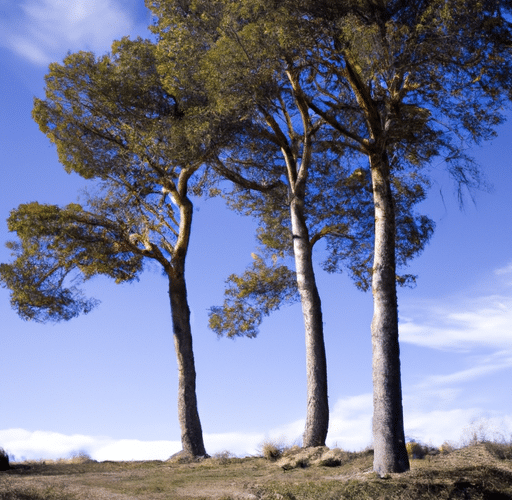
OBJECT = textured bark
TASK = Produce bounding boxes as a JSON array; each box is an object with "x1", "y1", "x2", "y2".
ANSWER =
[
  {"x1": 290, "y1": 197, "x2": 329, "y2": 448},
  {"x1": 370, "y1": 152, "x2": 409, "y2": 474},
  {"x1": 166, "y1": 176, "x2": 207, "y2": 458},
  {"x1": 168, "y1": 266, "x2": 207, "y2": 457}
]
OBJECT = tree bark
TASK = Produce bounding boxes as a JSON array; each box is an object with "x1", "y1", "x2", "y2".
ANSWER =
[
  {"x1": 290, "y1": 196, "x2": 329, "y2": 448},
  {"x1": 369, "y1": 151, "x2": 409, "y2": 474},
  {"x1": 168, "y1": 265, "x2": 207, "y2": 457},
  {"x1": 167, "y1": 178, "x2": 207, "y2": 458}
]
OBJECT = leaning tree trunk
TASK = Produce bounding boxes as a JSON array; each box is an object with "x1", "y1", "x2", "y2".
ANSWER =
[
  {"x1": 290, "y1": 196, "x2": 329, "y2": 448},
  {"x1": 369, "y1": 151, "x2": 409, "y2": 474}
]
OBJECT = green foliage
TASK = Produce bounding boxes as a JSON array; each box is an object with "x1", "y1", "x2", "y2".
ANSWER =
[
  {"x1": 0, "y1": 38, "x2": 211, "y2": 324},
  {"x1": 150, "y1": 0, "x2": 437, "y2": 315},
  {"x1": 292, "y1": 0, "x2": 512, "y2": 196},
  {"x1": 0, "y1": 201, "x2": 144, "y2": 322},
  {"x1": 209, "y1": 254, "x2": 299, "y2": 338}
]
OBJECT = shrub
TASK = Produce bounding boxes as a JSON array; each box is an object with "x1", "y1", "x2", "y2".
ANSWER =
[
  {"x1": 314, "y1": 448, "x2": 349, "y2": 467},
  {"x1": 0, "y1": 447, "x2": 9, "y2": 471},
  {"x1": 406, "y1": 441, "x2": 426, "y2": 459},
  {"x1": 65, "y1": 451, "x2": 95, "y2": 464},
  {"x1": 440, "y1": 441, "x2": 456, "y2": 455},
  {"x1": 277, "y1": 446, "x2": 328, "y2": 470},
  {"x1": 167, "y1": 450, "x2": 198, "y2": 464},
  {"x1": 259, "y1": 439, "x2": 287, "y2": 461},
  {"x1": 211, "y1": 450, "x2": 239, "y2": 465}
]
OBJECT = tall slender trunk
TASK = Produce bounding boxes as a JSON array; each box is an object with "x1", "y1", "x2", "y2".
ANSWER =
[
  {"x1": 369, "y1": 151, "x2": 409, "y2": 474},
  {"x1": 290, "y1": 196, "x2": 329, "y2": 448},
  {"x1": 265, "y1": 68, "x2": 329, "y2": 447},
  {"x1": 168, "y1": 264, "x2": 207, "y2": 457},
  {"x1": 167, "y1": 184, "x2": 207, "y2": 458}
]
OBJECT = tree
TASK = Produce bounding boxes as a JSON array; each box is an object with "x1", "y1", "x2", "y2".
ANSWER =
[
  {"x1": 0, "y1": 38, "x2": 216, "y2": 457},
  {"x1": 149, "y1": 0, "x2": 512, "y2": 473},
  {"x1": 282, "y1": 0, "x2": 512, "y2": 473},
  {"x1": 147, "y1": 0, "x2": 434, "y2": 448}
]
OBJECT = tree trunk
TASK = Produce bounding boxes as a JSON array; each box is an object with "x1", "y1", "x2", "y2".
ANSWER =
[
  {"x1": 168, "y1": 264, "x2": 208, "y2": 458},
  {"x1": 369, "y1": 151, "x2": 409, "y2": 474},
  {"x1": 167, "y1": 182, "x2": 207, "y2": 458},
  {"x1": 290, "y1": 196, "x2": 329, "y2": 448}
]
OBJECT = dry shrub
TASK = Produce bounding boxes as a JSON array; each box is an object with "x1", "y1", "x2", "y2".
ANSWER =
[
  {"x1": 0, "y1": 447, "x2": 9, "y2": 471},
  {"x1": 259, "y1": 439, "x2": 288, "y2": 461},
  {"x1": 277, "y1": 446, "x2": 328, "y2": 470},
  {"x1": 276, "y1": 446, "x2": 363, "y2": 470},
  {"x1": 63, "y1": 451, "x2": 95, "y2": 464},
  {"x1": 313, "y1": 448, "x2": 353, "y2": 467},
  {"x1": 167, "y1": 450, "x2": 199, "y2": 464},
  {"x1": 484, "y1": 440, "x2": 512, "y2": 460},
  {"x1": 211, "y1": 450, "x2": 240, "y2": 465},
  {"x1": 440, "y1": 441, "x2": 456, "y2": 455}
]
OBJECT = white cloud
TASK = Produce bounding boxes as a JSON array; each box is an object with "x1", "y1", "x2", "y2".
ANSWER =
[
  {"x1": 0, "y1": 428, "x2": 106, "y2": 461},
  {"x1": 495, "y1": 263, "x2": 512, "y2": 276},
  {"x1": 0, "y1": 0, "x2": 139, "y2": 65},
  {"x1": 0, "y1": 425, "x2": 302, "y2": 462},
  {"x1": 327, "y1": 394, "x2": 373, "y2": 450},
  {"x1": 0, "y1": 428, "x2": 182, "y2": 462},
  {"x1": 3, "y1": 397, "x2": 511, "y2": 461},
  {"x1": 204, "y1": 431, "x2": 265, "y2": 457},
  {"x1": 399, "y1": 262, "x2": 512, "y2": 352},
  {"x1": 405, "y1": 411, "x2": 512, "y2": 446}
]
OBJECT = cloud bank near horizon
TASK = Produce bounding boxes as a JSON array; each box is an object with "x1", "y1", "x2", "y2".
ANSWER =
[
  {"x1": 0, "y1": 0, "x2": 146, "y2": 66},
  {"x1": 2, "y1": 399, "x2": 510, "y2": 462}
]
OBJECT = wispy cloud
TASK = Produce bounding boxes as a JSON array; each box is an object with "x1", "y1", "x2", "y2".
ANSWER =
[
  {"x1": 1, "y1": 0, "x2": 143, "y2": 65},
  {"x1": 400, "y1": 262, "x2": 512, "y2": 352}
]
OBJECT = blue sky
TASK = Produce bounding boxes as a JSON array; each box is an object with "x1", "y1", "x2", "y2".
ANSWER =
[{"x1": 1, "y1": 0, "x2": 512, "y2": 462}]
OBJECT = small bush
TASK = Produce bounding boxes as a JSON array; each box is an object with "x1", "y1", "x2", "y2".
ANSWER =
[
  {"x1": 0, "y1": 447, "x2": 10, "y2": 471},
  {"x1": 314, "y1": 448, "x2": 348, "y2": 467},
  {"x1": 259, "y1": 439, "x2": 287, "y2": 461},
  {"x1": 440, "y1": 441, "x2": 456, "y2": 455},
  {"x1": 167, "y1": 450, "x2": 198, "y2": 464},
  {"x1": 277, "y1": 446, "x2": 328, "y2": 470},
  {"x1": 211, "y1": 450, "x2": 240, "y2": 465},
  {"x1": 65, "y1": 451, "x2": 95, "y2": 464},
  {"x1": 406, "y1": 441, "x2": 426, "y2": 459}
]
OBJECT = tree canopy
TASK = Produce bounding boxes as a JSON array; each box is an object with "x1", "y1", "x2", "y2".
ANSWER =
[
  {"x1": 0, "y1": 37, "x2": 211, "y2": 457},
  {"x1": 1, "y1": 0, "x2": 511, "y2": 472}
]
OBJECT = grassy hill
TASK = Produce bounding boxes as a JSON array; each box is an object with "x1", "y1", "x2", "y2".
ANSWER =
[{"x1": 1, "y1": 442, "x2": 512, "y2": 499}]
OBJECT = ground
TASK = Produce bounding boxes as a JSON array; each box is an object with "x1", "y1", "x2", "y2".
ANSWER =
[{"x1": 1, "y1": 443, "x2": 512, "y2": 499}]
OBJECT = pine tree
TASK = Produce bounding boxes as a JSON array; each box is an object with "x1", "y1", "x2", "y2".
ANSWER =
[{"x1": 0, "y1": 38, "x2": 216, "y2": 457}]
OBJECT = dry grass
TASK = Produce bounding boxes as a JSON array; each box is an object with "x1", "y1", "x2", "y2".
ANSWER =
[
  {"x1": 1, "y1": 443, "x2": 511, "y2": 499},
  {"x1": 257, "y1": 439, "x2": 290, "y2": 462}
]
